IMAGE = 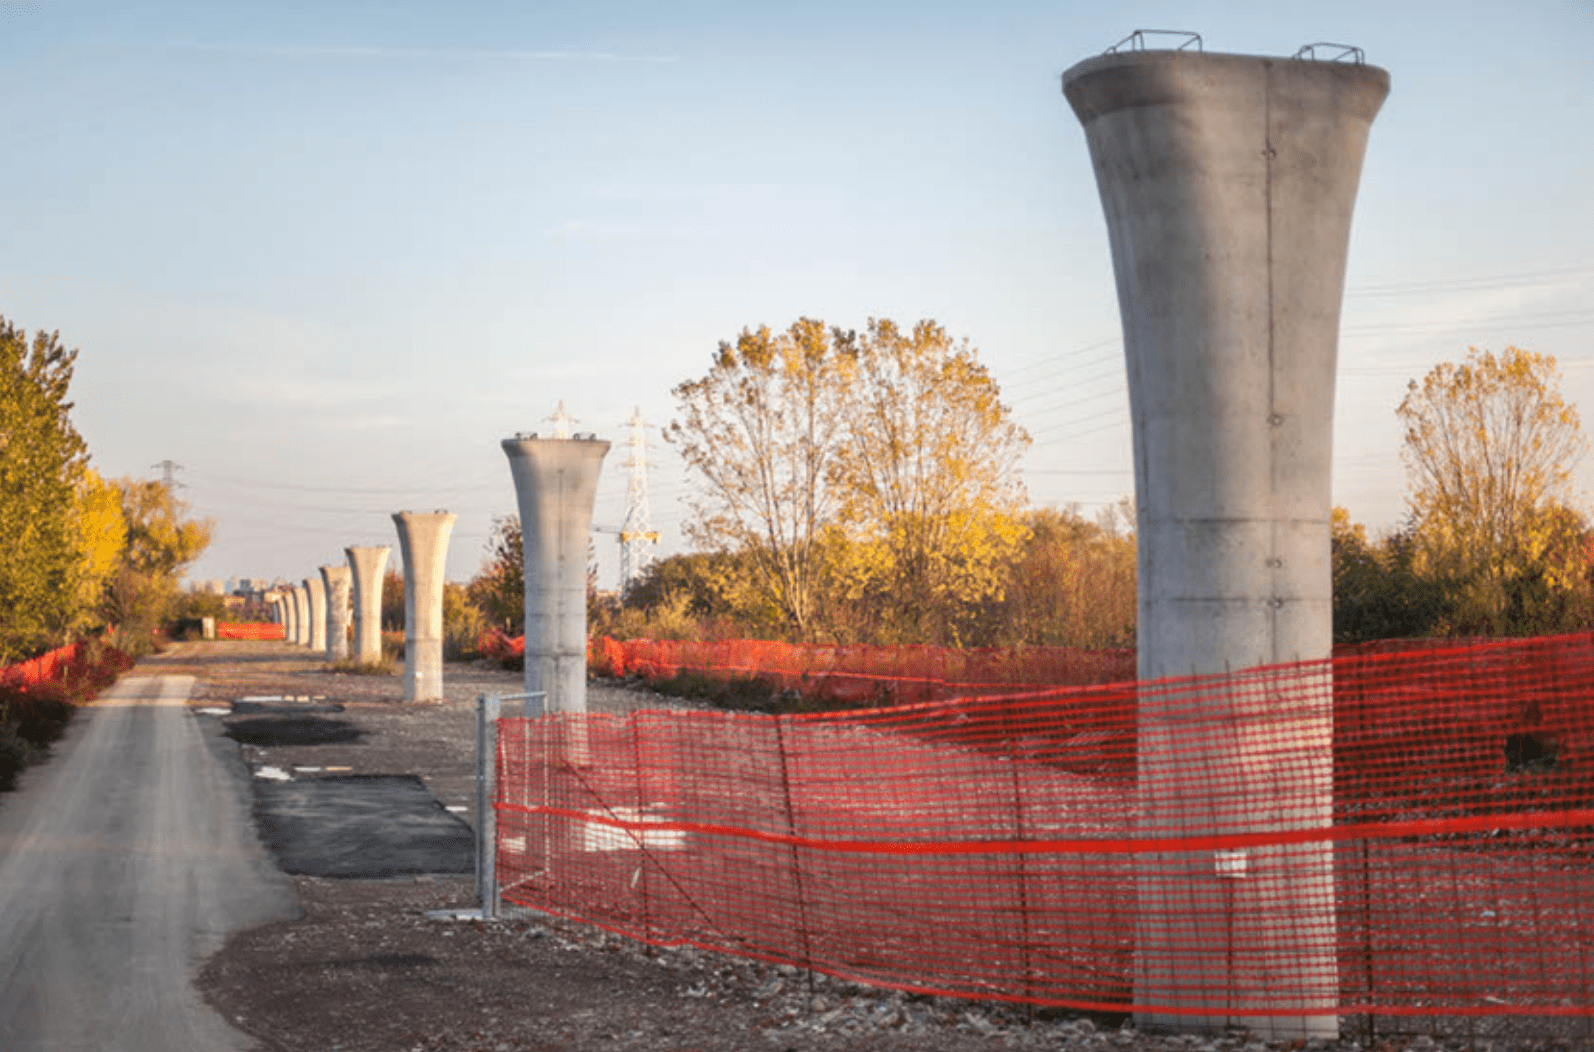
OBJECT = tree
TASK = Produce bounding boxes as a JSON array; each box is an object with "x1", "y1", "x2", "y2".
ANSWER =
[
  {"x1": 1330, "y1": 507, "x2": 1454, "y2": 643},
  {"x1": 380, "y1": 569, "x2": 405, "y2": 631},
  {"x1": 68, "y1": 468, "x2": 127, "y2": 632},
  {"x1": 0, "y1": 318, "x2": 90, "y2": 661},
  {"x1": 468, "y1": 515, "x2": 524, "y2": 633},
  {"x1": 100, "y1": 478, "x2": 213, "y2": 642},
  {"x1": 828, "y1": 319, "x2": 1031, "y2": 643},
  {"x1": 988, "y1": 504, "x2": 1136, "y2": 649},
  {"x1": 1397, "y1": 346, "x2": 1587, "y2": 633},
  {"x1": 666, "y1": 319, "x2": 852, "y2": 638}
]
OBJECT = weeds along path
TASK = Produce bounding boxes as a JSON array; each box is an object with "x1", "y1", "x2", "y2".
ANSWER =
[{"x1": 0, "y1": 671, "x2": 299, "y2": 1052}]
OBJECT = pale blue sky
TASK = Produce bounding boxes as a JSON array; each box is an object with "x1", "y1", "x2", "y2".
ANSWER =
[{"x1": 2, "y1": 1, "x2": 1591, "y2": 588}]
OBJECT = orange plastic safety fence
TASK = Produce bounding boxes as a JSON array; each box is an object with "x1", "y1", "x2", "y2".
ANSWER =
[
  {"x1": 586, "y1": 635, "x2": 1136, "y2": 703},
  {"x1": 0, "y1": 641, "x2": 82, "y2": 689},
  {"x1": 497, "y1": 631, "x2": 1594, "y2": 1018},
  {"x1": 215, "y1": 621, "x2": 287, "y2": 641}
]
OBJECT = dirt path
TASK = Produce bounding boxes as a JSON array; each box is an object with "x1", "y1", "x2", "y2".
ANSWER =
[{"x1": 0, "y1": 672, "x2": 299, "y2": 1052}]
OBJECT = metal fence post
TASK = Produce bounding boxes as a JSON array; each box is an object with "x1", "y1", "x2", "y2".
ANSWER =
[{"x1": 476, "y1": 692, "x2": 502, "y2": 919}]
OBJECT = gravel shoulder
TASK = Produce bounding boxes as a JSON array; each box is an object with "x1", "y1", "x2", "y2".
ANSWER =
[{"x1": 174, "y1": 640, "x2": 1581, "y2": 1052}]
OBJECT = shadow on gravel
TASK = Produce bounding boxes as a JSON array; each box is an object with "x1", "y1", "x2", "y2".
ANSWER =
[
  {"x1": 254, "y1": 775, "x2": 474, "y2": 878},
  {"x1": 226, "y1": 716, "x2": 363, "y2": 747}
]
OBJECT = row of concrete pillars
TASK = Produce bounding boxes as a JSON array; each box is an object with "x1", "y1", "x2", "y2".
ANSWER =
[
  {"x1": 262, "y1": 437, "x2": 611, "y2": 710},
  {"x1": 250, "y1": 39, "x2": 1383, "y2": 1036},
  {"x1": 265, "y1": 512, "x2": 456, "y2": 703}
]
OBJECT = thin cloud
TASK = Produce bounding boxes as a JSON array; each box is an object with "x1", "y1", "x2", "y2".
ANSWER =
[{"x1": 154, "y1": 41, "x2": 678, "y2": 62}]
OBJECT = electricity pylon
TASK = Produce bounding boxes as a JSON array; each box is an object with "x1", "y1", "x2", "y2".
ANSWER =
[{"x1": 618, "y1": 407, "x2": 660, "y2": 595}]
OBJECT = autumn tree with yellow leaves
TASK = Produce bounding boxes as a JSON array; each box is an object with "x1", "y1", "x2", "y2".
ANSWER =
[
  {"x1": 0, "y1": 318, "x2": 120, "y2": 661},
  {"x1": 668, "y1": 317, "x2": 1031, "y2": 643},
  {"x1": 667, "y1": 319, "x2": 853, "y2": 637},
  {"x1": 826, "y1": 319, "x2": 1030, "y2": 644},
  {"x1": 1396, "y1": 345, "x2": 1592, "y2": 634},
  {"x1": 100, "y1": 477, "x2": 213, "y2": 644}
]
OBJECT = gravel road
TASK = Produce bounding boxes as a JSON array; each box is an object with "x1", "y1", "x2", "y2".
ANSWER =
[{"x1": 0, "y1": 672, "x2": 299, "y2": 1052}]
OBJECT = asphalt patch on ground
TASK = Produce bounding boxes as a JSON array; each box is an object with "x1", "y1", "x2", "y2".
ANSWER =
[
  {"x1": 253, "y1": 775, "x2": 474, "y2": 878},
  {"x1": 225, "y1": 715, "x2": 363, "y2": 747}
]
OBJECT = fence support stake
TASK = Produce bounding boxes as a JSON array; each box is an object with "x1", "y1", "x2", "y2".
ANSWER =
[
  {"x1": 774, "y1": 714, "x2": 817, "y2": 1001},
  {"x1": 476, "y1": 692, "x2": 502, "y2": 919}
]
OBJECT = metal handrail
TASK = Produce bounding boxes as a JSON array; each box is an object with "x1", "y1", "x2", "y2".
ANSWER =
[
  {"x1": 1106, "y1": 29, "x2": 1202, "y2": 55},
  {"x1": 1293, "y1": 42, "x2": 1365, "y2": 64}
]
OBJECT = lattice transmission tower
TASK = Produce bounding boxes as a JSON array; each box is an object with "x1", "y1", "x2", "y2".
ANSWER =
[
  {"x1": 618, "y1": 407, "x2": 660, "y2": 595},
  {"x1": 546, "y1": 401, "x2": 575, "y2": 439}
]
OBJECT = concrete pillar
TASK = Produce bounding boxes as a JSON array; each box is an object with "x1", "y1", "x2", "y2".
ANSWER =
[
  {"x1": 291, "y1": 584, "x2": 310, "y2": 647},
  {"x1": 1062, "y1": 47, "x2": 1387, "y2": 1038},
  {"x1": 303, "y1": 575, "x2": 327, "y2": 654},
  {"x1": 346, "y1": 546, "x2": 391, "y2": 665},
  {"x1": 500, "y1": 435, "x2": 610, "y2": 715},
  {"x1": 392, "y1": 511, "x2": 456, "y2": 702},
  {"x1": 319, "y1": 564, "x2": 352, "y2": 662}
]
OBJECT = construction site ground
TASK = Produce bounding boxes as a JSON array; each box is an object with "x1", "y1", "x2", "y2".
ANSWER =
[{"x1": 137, "y1": 640, "x2": 1575, "y2": 1052}]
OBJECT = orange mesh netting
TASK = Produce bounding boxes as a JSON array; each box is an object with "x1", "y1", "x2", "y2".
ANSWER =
[
  {"x1": 0, "y1": 641, "x2": 82, "y2": 689},
  {"x1": 216, "y1": 621, "x2": 287, "y2": 641},
  {"x1": 495, "y1": 632, "x2": 1594, "y2": 1018},
  {"x1": 583, "y1": 635, "x2": 1136, "y2": 701}
]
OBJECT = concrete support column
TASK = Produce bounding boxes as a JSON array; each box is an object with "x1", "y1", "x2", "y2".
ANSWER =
[
  {"x1": 392, "y1": 511, "x2": 456, "y2": 702},
  {"x1": 303, "y1": 575, "x2": 327, "y2": 654},
  {"x1": 291, "y1": 584, "x2": 310, "y2": 647},
  {"x1": 319, "y1": 564, "x2": 352, "y2": 662},
  {"x1": 1063, "y1": 47, "x2": 1387, "y2": 1038},
  {"x1": 500, "y1": 435, "x2": 610, "y2": 716},
  {"x1": 346, "y1": 546, "x2": 391, "y2": 666}
]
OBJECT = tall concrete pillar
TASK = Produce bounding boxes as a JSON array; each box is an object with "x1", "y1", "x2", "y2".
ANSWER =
[
  {"x1": 392, "y1": 511, "x2": 456, "y2": 702},
  {"x1": 319, "y1": 564, "x2": 352, "y2": 662},
  {"x1": 291, "y1": 584, "x2": 310, "y2": 646},
  {"x1": 1063, "y1": 46, "x2": 1387, "y2": 1037},
  {"x1": 303, "y1": 575, "x2": 327, "y2": 654},
  {"x1": 346, "y1": 546, "x2": 391, "y2": 666},
  {"x1": 500, "y1": 435, "x2": 610, "y2": 716}
]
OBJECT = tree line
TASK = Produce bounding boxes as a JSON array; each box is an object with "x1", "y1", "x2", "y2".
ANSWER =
[
  {"x1": 457, "y1": 329, "x2": 1590, "y2": 651},
  {"x1": 0, "y1": 316, "x2": 211, "y2": 664}
]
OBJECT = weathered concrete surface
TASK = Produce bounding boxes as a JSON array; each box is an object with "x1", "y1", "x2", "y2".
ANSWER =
[
  {"x1": 319, "y1": 564, "x2": 353, "y2": 662},
  {"x1": 291, "y1": 583, "x2": 310, "y2": 647},
  {"x1": 501, "y1": 436, "x2": 610, "y2": 716},
  {"x1": 303, "y1": 575, "x2": 327, "y2": 654},
  {"x1": 346, "y1": 545, "x2": 391, "y2": 665},
  {"x1": 393, "y1": 512, "x2": 456, "y2": 702},
  {"x1": 0, "y1": 675, "x2": 299, "y2": 1051},
  {"x1": 1064, "y1": 47, "x2": 1387, "y2": 1038}
]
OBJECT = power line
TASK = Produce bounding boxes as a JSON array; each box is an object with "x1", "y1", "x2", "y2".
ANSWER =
[{"x1": 1347, "y1": 263, "x2": 1594, "y2": 297}]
